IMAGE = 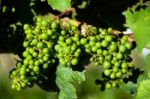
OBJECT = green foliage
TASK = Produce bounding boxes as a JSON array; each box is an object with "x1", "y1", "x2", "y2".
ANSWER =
[
  {"x1": 146, "y1": 54, "x2": 150, "y2": 78},
  {"x1": 47, "y1": 0, "x2": 71, "y2": 12},
  {"x1": 136, "y1": 79, "x2": 150, "y2": 99},
  {"x1": 124, "y1": 6, "x2": 150, "y2": 52},
  {"x1": 56, "y1": 64, "x2": 85, "y2": 99}
]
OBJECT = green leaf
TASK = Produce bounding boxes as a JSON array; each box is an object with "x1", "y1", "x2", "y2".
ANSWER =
[
  {"x1": 124, "y1": 6, "x2": 150, "y2": 52},
  {"x1": 56, "y1": 64, "x2": 85, "y2": 99},
  {"x1": 136, "y1": 79, "x2": 150, "y2": 99},
  {"x1": 146, "y1": 54, "x2": 150, "y2": 78},
  {"x1": 120, "y1": 81, "x2": 137, "y2": 94},
  {"x1": 47, "y1": 0, "x2": 71, "y2": 12}
]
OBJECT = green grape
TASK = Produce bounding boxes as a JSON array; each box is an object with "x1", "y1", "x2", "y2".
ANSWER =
[
  {"x1": 105, "y1": 35, "x2": 113, "y2": 42},
  {"x1": 66, "y1": 38, "x2": 72, "y2": 45},
  {"x1": 103, "y1": 61, "x2": 111, "y2": 69},
  {"x1": 51, "y1": 21, "x2": 58, "y2": 29},
  {"x1": 33, "y1": 66, "x2": 40, "y2": 73},
  {"x1": 104, "y1": 69, "x2": 111, "y2": 76},
  {"x1": 41, "y1": 33, "x2": 49, "y2": 40},
  {"x1": 116, "y1": 53, "x2": 123, "y2": 59},
  {"x1": 71, "y1": 58, "x2": 78, "y2": 65},
  {"x1": 43, "y1": 48, "x2": 49, "y2": 54},
  {"x1": 61, "y1": 30, "x2": 66, "y2": 35},
  {"x1": 97, "y1": 49, "x2": 103, "y2": 55},
  {"x1": 102, "y1": 40, "x2": 108, "y2": 47},
  {"x1": 106, "y1": 82, "x2": 111, "y2": 89},
  {"x1": 23, "y1": 41, "x2": 29, "y2": 47},
  {"x1": 23, "y1": 24, "x2": 30, "y2": 30},
  {"x1": 37, "y1": 42, "x2": 44, "y2": 48},
  {"x1": 47, "y1": 29, "x2": 53, "y2": 36},
  {"x1": 110, "y1": 72, "x2": 116, "y2": 79},
  {"x1": 121, "y1": 62, "x2": 128, "y2": 69},
  {"x1": 32, "y1": 39, "x2": 38, "y2": 45},
  {"x1": 116, "y1": 71, "x2": 122, "y2": 78},
  {"x1": 80, "y1": 38, "x2": 87, "y2": 45},
  {"x1": 96, "y1": 42, "x2": 101, "y2": 48},
  {"x1": 119, "y1": 45, "x2": 126, "y2": 53},
  {"x1": 125, "y1": 42, "x2": 132, "y2": 50}
]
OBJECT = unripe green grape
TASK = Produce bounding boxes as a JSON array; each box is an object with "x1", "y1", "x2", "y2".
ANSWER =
[
  {"x1": 97, "y1": 49, "x2": 103, "y2": 55},
  {"x1": 125, "y1": 42, "x2": 132, "y2": 50},
  {"x1": 35, "y1": 61, "x2": 40, "y2": 66},
  {"x1": 33, "y1": 66, "x2": 40, "y2": 73},
  {"x1": 23, "y1": 24, "x2": 30, "y2": 30},
  {"x1": 41, "y1": 20, "x2": 48, "y2": 26},
  {"x1": 108, "y1": 28, "x2": 112, "y2": 33},
  {"x1": 29, "y1": 60, "x2": 34, "y2": 65},
  {"x1": 37, "y1": 42, "x2": 44, "y2": 48},
  {"x1": 91, "y1": 46, "x2": 97, "y2": 52},
  {"x1": 122, "y1": 68, "x2": 127, "y2": 73},
  {"x1": 29, "y1": 48, "x2": 34, "y2": 54},
  {"x1": 114, "y1": 62, "x2": 120, "y2": 67},
  {"x1": 112, "y1": 82, "x2": 117, "y2": 87},
  {"x1": 47, "y1": 42, "x2": 53, "y2": 49},
  {"x1": 116, "y1": 71, "x2": 122, "y2": 78},
  {"x1": 85, "y1": 44, "x2": 90, "y2": 49},
  {"x1": 121, "y1": 62, "x2": 128, "y2": 69},
  {"x1": 103, "y1": 50, "x2": 108, "y2": 56},
  {"x1": 23, "y1": 41, "x2": 29, "y2": 47},
  {"x1": 102, "y1": 40, "x2": 108, "y2": 47},
  {"x1": 26, "y1": 29, "x2": 32, "y2": 34},
  {"x1": 61, "y1": 30, "x2": 66, "y2": 35},
  {"x1": 76, "y1": 48, "x2": 81, "y2": 53},
  {"x1": 31, "y1": 39, "x2": 38, "y2": 45},
  {"x1": 47, "y1": 29, "x2": 53, "y2": 36},
  {"x1": 26, "y1": 33, "x2": 33, "y2": 39},
  {"x1": 43, "y1": 55, "x2": 49, "y2": 61},
  {"x1": 41, "y1": 33, "x2": 48, "y2": 40},
  {"x1": 71, "y1": 25, "x2": 77, "y2": 31},
  {"x1": 122, "y1": 35, "x2": 128, "y2": 41},
  {"x1": 116, "y1": 53, "x2": 123, "y2": 59},
  {"x1": 23, "y1": 51, "x2": 29, "y2": 57},
  {"x1": 66, "y1": 38, "x2": 72, "y2": 45},
  {"x1": 71, "y1": 44, "x2": 77, "y2": 51},
  {"x1": 109, "y1": 44, "x2": 117, "y2": 52},
  {"x1": 90, "y1": 36, "x2": 96, "y2": 41},
  {"x1": 119, "y1": 45, "x2": 126, "y2": 53},
  {"x1": 80, "y1": 38, "x2": 87, "y2": 45},
  {"x1": 96, "y1": 42, "x2": 101, "y2": 48},
  {"x1": 110, "y1": 72, "x2": 116, "y2": 79},
  {"x1": 34, "y1": 28, "x2": 41, "y2": 34},
  {"x1": 71, "y1": 58, "x2": 78, "y2": 65},
  {"x1": 43, "y1": 63, "x2": 49, "y2": 69},
  {"x1": 26, "y1": 55, "x2": 32, "y2": 60},
  {"x1": 105, "y1": 35, "x2": 113, "y2": 42},
  {"x1": 103, "y1": 61, "x2": 111, "y2": 69},
  {"x1": 113, "y1": 66, "x2": 119, "y2": 72},
  {"x1": 43, "y1": 48, "x2": 49, "y2": 54},
  {"x1": 89, "y1": 41, "x2": 95, "y2": 46},
  {"x1": 106, "y1": 82, "x2": 111, "y2": 89},
  {"x1": 51, "y1": 21, "x2": 58, "y2": 29},
  {"x1": 104, "y1": 69, "x2": 112, "y2": 76},
  {"x1": 32, "y1": 52, "x2": 38, "y2": 57},
  {"x1": 94, "y1": 62, "x2": 99, "y2": 66}
]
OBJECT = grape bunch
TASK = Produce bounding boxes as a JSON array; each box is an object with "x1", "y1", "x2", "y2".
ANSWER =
[
  {"x1": 55, "y1": 24, "x2": 82, "y2": 66},
  {"x1": 9, "y1": 16, "x2": 135, "y2": 91},
  {"x1": 84, "y1": 28, "x2": 134, "y2": 89},
  {"x1": 9, "y1": 17, "x2": 58, "y2": 90}
]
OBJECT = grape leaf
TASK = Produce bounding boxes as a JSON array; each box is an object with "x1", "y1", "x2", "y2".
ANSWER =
[
  {"x1": 124, "y1": 6, "x2": 150, "y2": 53},
  {"x1": 120, "y1": 81, "x2": 137, "y2": 94},
  {"x1": 47, "y1": 0, "x2": 71, "y2": 12},
  {"x1": 136, "y1": 79, "x2": 150, "y2": 99},
  {"x1": 146, "y1": 54, "x2": 150, "y2": 78},
  {"x1": 56, "y1": 64, "x2": 85, "y2": 99}
]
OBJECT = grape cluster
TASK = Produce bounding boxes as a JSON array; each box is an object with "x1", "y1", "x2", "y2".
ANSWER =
[
  {"x1": 55, "y1": 24, "x2": 82, "y2": 66},
  {"x1": 10, "y1": 17, "x2": 58, "y2": 90},
  {"x1": 85, "y1": 28, "x2": 134, "y2": 89},
  {"x1": 9, "y1": 16, "x2": 134, "y2": 91}
]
